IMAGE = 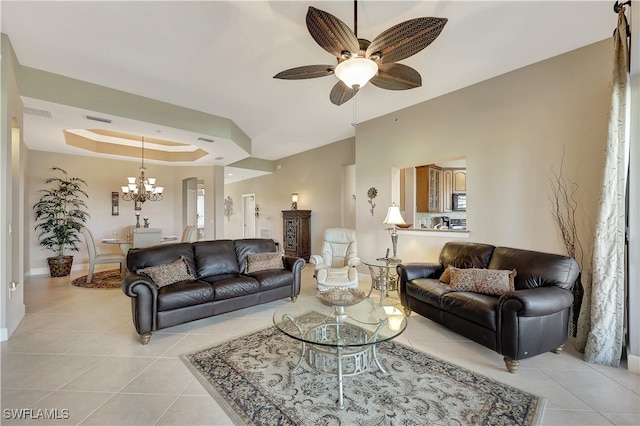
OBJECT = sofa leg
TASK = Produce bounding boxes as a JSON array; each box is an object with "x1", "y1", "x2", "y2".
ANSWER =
[
  {"x1": 291, "y1": 296, "x2": 297, "y2": 302},
  {"x1": 504, "y1": 357, "x2": 519, "y2": 374},
  {"x1": 403, "y1": 307, "x2": 412, "y2": 317},
  {"x1": 139, "y1": 333, "x2": 152, "y2": 345},
  {"x1": 552, "y1": 344, "x2": 565, "y2": 354}
]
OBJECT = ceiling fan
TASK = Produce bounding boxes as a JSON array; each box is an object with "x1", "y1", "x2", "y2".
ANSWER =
[{"x1": 273, "y1": 3, "x2": 448, "y2": 106}]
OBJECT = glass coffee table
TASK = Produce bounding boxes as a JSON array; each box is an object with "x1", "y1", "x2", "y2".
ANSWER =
[{"x1": 273, "y1": 290, "x2": 407, "y2": 409}]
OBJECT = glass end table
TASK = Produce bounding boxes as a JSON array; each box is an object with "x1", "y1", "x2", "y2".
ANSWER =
[{"x1": 363, "y1": 258, "x2": 402, "y2": 305}]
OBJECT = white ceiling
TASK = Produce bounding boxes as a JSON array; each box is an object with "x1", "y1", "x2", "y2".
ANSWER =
[{"x1": 1, "y1": 1, "x2": 614, "y2": 175}]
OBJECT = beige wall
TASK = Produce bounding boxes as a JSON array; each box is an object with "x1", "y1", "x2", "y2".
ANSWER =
[
  {"x1": 26, "y1": 151, "x2": 222, "y2": 275},
  {"x1": 356, "y1": 39, "x2": 611, "y2": 266},
  {"x1": 224, "y1": 138, "x2": 355, "y2": 253}
]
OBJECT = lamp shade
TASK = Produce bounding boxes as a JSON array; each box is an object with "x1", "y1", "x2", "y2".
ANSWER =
[
  {"x1": 334, "y1": 57, "x2": 378, "y2": 89},
  {"x1": 291, "y1": 193, "x2": 299, "y2": 203},
  {"x1": 383, "y1": 205, "x2": 406, "y2": 225}
]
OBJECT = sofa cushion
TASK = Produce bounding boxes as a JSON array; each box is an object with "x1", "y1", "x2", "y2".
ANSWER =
[
  {"x1": 488, "y1": 246, "x2": 580, "y2": 290},
  {"x1": 249, "y1": 269, "x2": 294, "y2": 291},
  {"x1": 137, "y1": 256, "x2": 195, "y2": 288},
  {"x1": 234, "y1": 239, "x2": 278, "y2": 273},
  {"x1": 405, "y1": 278, "x2": 453, "y2": 308},
  {"x1": 211, "y1": 275, "x2": 260, "y2": 300},
  {"x1": 440, "y1": 292, "x2": 498, "y2": 331},
  {"x1": 449, "y1": 267, "x2": 516, "y2": 296},
  {"x1": 193, "y1": 240, "x2": 240, "y2": 279},
  {"x1": 439, "y1": 242, "x2": 495, "y2": 269},
  {"x1": 246, "y1": 252, "x2": 283, "y2": 273},
  {"x1": 157, "y1": 280, "x2": 214, "y2": 311}
]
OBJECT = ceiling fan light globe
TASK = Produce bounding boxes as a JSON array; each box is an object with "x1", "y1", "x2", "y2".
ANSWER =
[{"x1": 335, "y1": 57, "x2": 378, "y2": 89}]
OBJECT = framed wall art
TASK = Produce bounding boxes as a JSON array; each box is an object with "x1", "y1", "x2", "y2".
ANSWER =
[{"x1": 111, "y1": 191, "x2": 119, "y2": 216}]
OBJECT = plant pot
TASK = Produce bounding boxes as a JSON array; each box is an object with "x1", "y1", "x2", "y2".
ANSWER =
[{"x1": 47, "y1": 256, "x2": 74, "y2": 277}]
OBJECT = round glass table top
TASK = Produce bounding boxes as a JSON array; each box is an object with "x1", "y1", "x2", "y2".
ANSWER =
[{"x1": 273, "y1": 295, "x2": 406, "y2": 348}]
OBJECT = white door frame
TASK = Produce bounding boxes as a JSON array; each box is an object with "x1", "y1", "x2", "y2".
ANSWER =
[{"x1": 242, "y1": 194, "x2": 256, "y2": 238}]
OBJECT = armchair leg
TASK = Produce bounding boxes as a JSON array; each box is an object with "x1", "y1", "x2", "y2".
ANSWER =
[
  {"x1": 551, "y1": 344, "x2": 565, "y2": 354},
  {"x1": 504, "y1": 357, "x2": 519, "y2": 374},
  {"x1": 139, "y1": 333, "x2": 152, "y2": 345},
  {"x1": 291, "y1": 296, "x2": 297, "y2": 302},
  {"x1": 403, "y1": 307, "x2": 412, "y2": 317}
]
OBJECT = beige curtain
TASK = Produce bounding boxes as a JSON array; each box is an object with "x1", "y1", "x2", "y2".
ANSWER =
[{"x1": 576, "y1": 6, "x2": 630, "y2": 366}]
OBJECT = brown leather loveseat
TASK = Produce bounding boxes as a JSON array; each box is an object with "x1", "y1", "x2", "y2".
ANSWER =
[
  {"x1": 122, "y1": 238, "x2": 305, "y2": 344},
  {"x1": 397, "y1": 241, "x2": 579, "y2": 373}
]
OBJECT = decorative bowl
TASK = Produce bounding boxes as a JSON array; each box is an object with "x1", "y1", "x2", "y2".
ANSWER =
[
  {"x1": 317, "y1": 288, "x2": 367, "y2": 307},
  {"x1": 395, "y1": 223, "x2": 413, "y2": 229}
]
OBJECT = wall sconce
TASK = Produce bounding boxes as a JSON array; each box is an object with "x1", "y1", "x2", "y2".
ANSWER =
[
  {"x1": 255, "y1": 204, "x2": 260, "y2": 218},
  {"x1": 291, "y1": 193, "x2": 299, "y2": 210}
]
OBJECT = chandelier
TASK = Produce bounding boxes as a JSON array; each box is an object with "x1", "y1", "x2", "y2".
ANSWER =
[{"x1": 121, "y1": 137, "x2": 164, "y2": 203}]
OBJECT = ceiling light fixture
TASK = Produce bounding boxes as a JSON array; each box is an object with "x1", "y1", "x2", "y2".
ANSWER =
[
  {"x1": 334, "y1": 57, "x2": 378, "y2": 89},
  {"x1": 121, "y1": 137, "x2": 164, "y2": 204}
]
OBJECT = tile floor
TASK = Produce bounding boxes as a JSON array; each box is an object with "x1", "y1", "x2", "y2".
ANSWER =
[{"x1": 1, "y1": 265, "x2": 638, "y2": 425}]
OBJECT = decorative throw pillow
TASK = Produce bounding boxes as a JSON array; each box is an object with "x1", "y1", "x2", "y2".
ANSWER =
[
  {"x1": 439, "y1": 265, "x2": 453, "y2": 284},
  {"x1": 449, "y1": 268, "x2": 517, "y2": 296},
  {"x1": 138, "y1": 256, "x2": 195, "y2": 288},
  {"x1": 246, "y1": 252, "x2": 284, "y2": 274}
]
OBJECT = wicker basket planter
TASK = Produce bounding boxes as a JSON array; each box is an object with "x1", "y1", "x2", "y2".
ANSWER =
[{"x1": 47, "y1": 256, "x2": 74, "y2": 277}]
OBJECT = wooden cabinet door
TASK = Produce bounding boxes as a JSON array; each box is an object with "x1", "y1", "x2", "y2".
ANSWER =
[
  {"x1": 428, "y1": 167, "x2": 442, "y2": 212},
  {"x1": 453, "y1": 170, "x2": 467, "y2": 192},
  {"x1": 415, "y1": 166, "x2": 429, "y2": 212},
  {"x1": 282, "y1": 210, "x2": 311, "y2": 261},
  {"x1": 442, "y1": 169, "x2": 453, "y2": 211}
]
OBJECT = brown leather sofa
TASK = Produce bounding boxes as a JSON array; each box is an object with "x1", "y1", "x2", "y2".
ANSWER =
[
  {"x1": 397, "y1": 241, "x2": 580, "y2": 373},
  {"x1": 122, "y1": 238, "x2": 305, "y2": 344}
]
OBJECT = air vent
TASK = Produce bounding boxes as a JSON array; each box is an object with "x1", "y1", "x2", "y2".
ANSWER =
[
  {"x1": 24, "y1": 107, "x2": 53, "y2": 118},
  {"x1": 214, "y1": 156, "x2": 224, "y2": 161},
  {"x1": 196, "y1": 136, "x2": 215, "y2": 143},
  {"x1": 84, "y1": 115, "x2": 112, "y2": 124}
]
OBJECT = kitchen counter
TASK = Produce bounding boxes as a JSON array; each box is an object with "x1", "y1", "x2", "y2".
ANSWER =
[{"x1": 397, "y1": 228, "x2": 470, "y2": 238}]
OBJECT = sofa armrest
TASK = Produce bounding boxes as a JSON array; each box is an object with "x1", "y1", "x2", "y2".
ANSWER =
[
  {"x1": 397, "y1": 262, "x2": 442, "y2": 282},
  {"x1": 498, "y1": 287, "x2": 574, "y2": 317},
  {"x1": 309, "y1": 255, "x2": 323, "y2": 266},
  {"x1": 283, "y1": 256, "x2": 306, "y2": 298},
  {"x1": 121, "y1": 272, "x2": 159, "y2": 335}
]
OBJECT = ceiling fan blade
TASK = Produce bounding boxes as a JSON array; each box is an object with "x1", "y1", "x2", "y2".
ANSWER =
[
  {"x1": 370, "y1": 63, "x2": 422, "y2": 90},
  {"x1": 366, "y1": 17, "x2": 447, "y2": 64},
  {"x1": 330, "y1": 81, "x2": 358, "y2": 106},
  {"x1": 306, "y1": 6, "x2": 360, "y2": 58},
  {"x1": 273, "y1": 65, "x2": 335, "y2": 80}
]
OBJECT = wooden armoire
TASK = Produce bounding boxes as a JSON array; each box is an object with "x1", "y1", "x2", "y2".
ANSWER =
[{"x1": 282, "y1": 210, "x2": 311, "y2": 261}]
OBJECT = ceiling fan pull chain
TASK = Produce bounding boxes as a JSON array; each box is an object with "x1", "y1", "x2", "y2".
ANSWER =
[{"x1": 354, "y1": 0, "x2": 358, "y2": 38}]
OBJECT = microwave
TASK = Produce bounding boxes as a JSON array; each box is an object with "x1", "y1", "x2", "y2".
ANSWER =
[{"x1": 452, "y1": 193, "x2": 466, "y2": 211}]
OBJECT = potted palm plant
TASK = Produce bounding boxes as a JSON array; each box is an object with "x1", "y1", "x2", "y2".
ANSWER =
[{"x1": 33, "y1": 166, "x2": 90, "y2": 277}]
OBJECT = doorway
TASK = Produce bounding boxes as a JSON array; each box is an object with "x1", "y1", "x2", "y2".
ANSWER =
[{"x1": 242, "y1": 194, "x2": 256, "y2": 238}]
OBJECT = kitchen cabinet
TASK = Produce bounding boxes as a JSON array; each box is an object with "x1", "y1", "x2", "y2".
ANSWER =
[
  {"x1": 416, "y1": 165, "x2": 442, "y2": 212},
  {"x1": 442, "y1": 170, "x2": 453, "y2": 211},
  {"x1": 453, "y1": 170, "x2": 466, "y2": 192},
  {"x1": 282, "y1": 210, "x2": 311, "y2": 261}
]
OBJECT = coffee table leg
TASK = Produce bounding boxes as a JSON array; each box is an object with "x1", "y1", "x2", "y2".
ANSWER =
[{"x1": 336, "y1": 346, "x2": 344, "y2": 409}]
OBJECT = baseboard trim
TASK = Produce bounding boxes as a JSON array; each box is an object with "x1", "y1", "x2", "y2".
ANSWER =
[
  {"x1": 1, "y1": 302, "x2": 26, "y2": 341},
  {"x1": 628, "y1": 354, "x2": 639, "y2": 373}
]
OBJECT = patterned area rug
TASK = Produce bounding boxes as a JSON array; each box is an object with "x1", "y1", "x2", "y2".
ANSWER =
[
  {"x1": 181, "y1": 314, "x2": 545, "y2": 426},
  {"x1": 71, "y1": 269, "x2": 122, "y2": 289}
]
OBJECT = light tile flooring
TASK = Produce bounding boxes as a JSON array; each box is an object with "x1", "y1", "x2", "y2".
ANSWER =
[{"x1": 2, "y1": 265, "x2": 639, "y2": 425}]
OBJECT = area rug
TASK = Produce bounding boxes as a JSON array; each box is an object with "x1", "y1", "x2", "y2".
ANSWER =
[
  {"x1": 71, "y1": 269, "x2": 122, "y2": 288},
  {"x1": 181, "y1": 313, "x2": 545, "y2": 426}
]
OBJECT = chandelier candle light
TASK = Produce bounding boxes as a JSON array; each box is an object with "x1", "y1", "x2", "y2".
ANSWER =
[
  {"x1": 383, "y1": 203, "x2": 406, "y2": 261},
  {"x1": 122, "y1": 137, "x2": 164, "y2": 204}
]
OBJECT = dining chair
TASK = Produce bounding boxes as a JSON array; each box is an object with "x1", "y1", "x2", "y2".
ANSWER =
[
  {"x1": 80, "y1": 227, "x2": 125, "y2": 283},
  {"x1": 181, "y1": 225, "x2": 196, "y2": 242},
  {"x1": 132, "y1": 228, "x2": 162, "y2": 248}
]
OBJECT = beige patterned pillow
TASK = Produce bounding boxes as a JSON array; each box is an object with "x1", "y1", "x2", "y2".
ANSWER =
[
  {"x1": 138, "y1": 256, "x2": 195, "y2": 288},
  {"x1": 246, "y1": 252, "x2": 283, "y2": 273},
  {"x1": 439, "y1": 265, "x2": 453, "y2": 284},
  {"x1": 449, "y1": 268, "x2": 517, "y2": 296}
]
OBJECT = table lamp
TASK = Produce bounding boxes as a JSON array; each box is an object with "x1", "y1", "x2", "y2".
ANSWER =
[{"x1": 383, "y1": 203, "x2": 406, "y2": 260}]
